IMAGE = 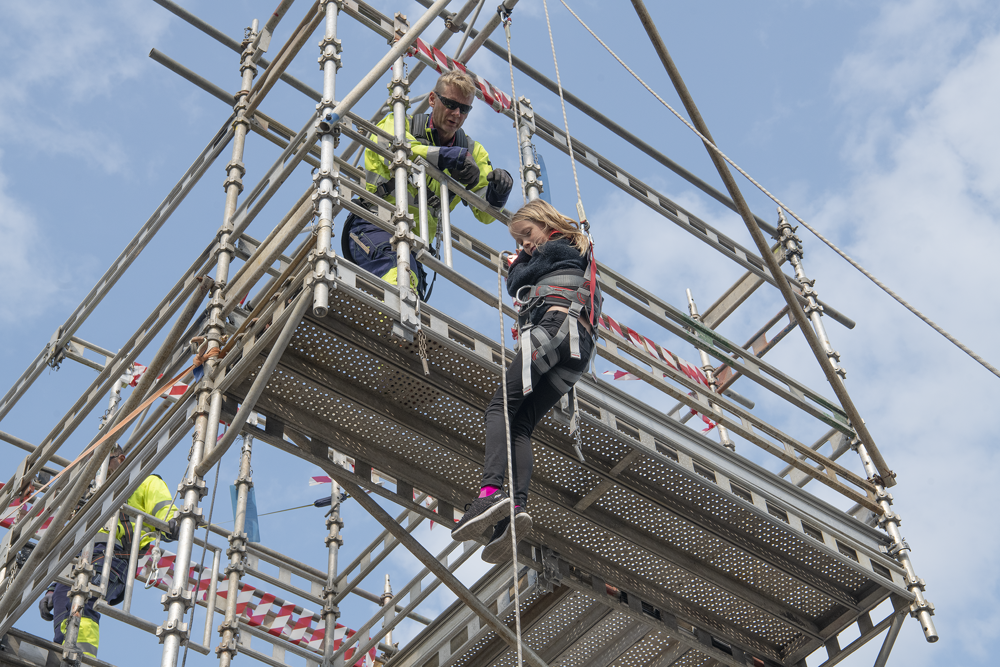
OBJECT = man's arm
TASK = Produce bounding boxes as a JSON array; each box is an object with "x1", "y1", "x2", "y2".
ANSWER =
[
  {"x1": 468, "y1": 141, "x2": 497, "y2": 224},
  {"x1": 467, "y1": 141, "x2": 514, "y2": 223},
  {"x1": 132, "y1": 475, "x2": 179, "y2": 541},
  {"x1": 365, "y1": 114, "x2": 473, "y2": 191},
  {"x1": 364, "y1": 113, "x2": 407, "y2": 194}
]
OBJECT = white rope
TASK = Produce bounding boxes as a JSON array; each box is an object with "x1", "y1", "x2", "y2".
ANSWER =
[
  {"x1": 559, "y1": 0, "x2": 1000, "y2": 381},
  {"x1": 497, "y1": 256, "x2": 524, "y2": 667},
  {"x1": 543, "y1": 0, "x2": 587, "y2": 225},
  {"x1": 502, "y1": 13, "x2": 527, "y2": 206}
]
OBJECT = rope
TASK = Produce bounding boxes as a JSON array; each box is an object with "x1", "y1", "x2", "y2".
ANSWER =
[
  {"x1": 559, "y1": 0, "x2": 1000, "y2": 380},
  {"x1": 218, "y1": 503, "x2": 313, "y2": 524},
  {"x1": 501, "y1": 9, "x2": 527, "y2": 206},
  {"x1": 542, "y1": 0, "x2": 587, "y2": 227},
  {"x1": 14, "y1": 356, "x2": 209, "y2": 511},
  {"x1": 497, "y1": 254, "x2": 524, "y2": 667}
]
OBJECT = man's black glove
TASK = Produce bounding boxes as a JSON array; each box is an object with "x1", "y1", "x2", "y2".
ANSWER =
[
  {"x1": 38, "y1": 589, "x2": 54, "y2": 621},
  {"x1": 437, "y1": 147, "x2": 480, "y2": 188},
  {"x1": 164, "y1": 518, "x2": 180, "y2": 543},
  {"x1": 485, "y1": 169, "x2": 513, "y2": 208}
]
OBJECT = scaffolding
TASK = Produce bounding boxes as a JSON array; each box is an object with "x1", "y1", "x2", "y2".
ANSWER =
[{"x1": 0, "y1": 1, "x2": 937, "y2": 667}]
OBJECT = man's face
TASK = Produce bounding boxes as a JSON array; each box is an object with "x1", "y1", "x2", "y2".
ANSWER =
[
  {"x1": 429, "y1": 83, "x2": 474, "y2": 142},
  {"x1": 108, "y1": 453, "x2": 125, "y2": 475}
]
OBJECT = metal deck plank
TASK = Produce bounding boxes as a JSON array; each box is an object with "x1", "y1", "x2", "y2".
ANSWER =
[
  {"x1": 232, "y1": 368, "x2": 785, "y2": 660},
  {"x1": 217, "y1": 282, "x2": 908, "y2": 665},
  {"x1": 294, "y1": 297, "x2": 900, "y2": 606},
  {"x1": 262, "y1": 349, "x2": 843, "y2": 645}
]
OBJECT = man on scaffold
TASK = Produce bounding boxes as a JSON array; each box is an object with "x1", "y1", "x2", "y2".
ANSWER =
[{"x1": 342, "y1": 69, "x2": 514, "y2": 300}]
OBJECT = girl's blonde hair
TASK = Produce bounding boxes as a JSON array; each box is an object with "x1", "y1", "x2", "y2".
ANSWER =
[{"x1": 511, "y1": 200, "x2": 589, "y2": 254}]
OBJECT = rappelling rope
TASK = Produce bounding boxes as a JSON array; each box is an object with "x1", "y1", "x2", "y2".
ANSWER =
[
  {"x1": 558, "y1": 0, "x2": 1000, "y2": 380},
  {"x1": 542, "y1": 0, "x2": 587, "y2": 228},
  {"x1": 497, "y1": 254, "x2": 524, "y2": 667},
  {"x1": 501, "y1": 8, "x2": 528, "y2": 206},
  {"x1": 540, "y1": 0, "x2": 596, "y2": 462}
]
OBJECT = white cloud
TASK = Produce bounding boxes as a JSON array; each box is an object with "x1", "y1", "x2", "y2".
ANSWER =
[
  {"x1": 0, "y1": 0, "x2": 170, "y2": 174},
  {"x1": 833, "y1": 0, "x2": 991, "y2": 166},
  {"x1": 801, "y1": 3, "x2": 1000, "y2": 663},
  {"x1": 0, "y1": 154, "x2": 68, "y2": 324}
]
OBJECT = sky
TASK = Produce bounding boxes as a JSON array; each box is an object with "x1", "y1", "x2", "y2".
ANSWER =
[{"x1": 2, "y1": 0, "x2": 1000, "y2": 665}]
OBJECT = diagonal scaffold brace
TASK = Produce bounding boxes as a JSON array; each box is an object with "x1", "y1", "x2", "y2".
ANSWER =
[{"x1": 627, "y1": 0, "x2": 896, "y2": 489}]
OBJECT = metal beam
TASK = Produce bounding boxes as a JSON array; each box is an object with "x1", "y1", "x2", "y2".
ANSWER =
[{"x1": 629, "y1": 0, "x2": 893, "y2": 486}]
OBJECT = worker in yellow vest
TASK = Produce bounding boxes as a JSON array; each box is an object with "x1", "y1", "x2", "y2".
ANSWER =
[{"x1": 39, "y1": 444, "x2": 178, "y2": 659}]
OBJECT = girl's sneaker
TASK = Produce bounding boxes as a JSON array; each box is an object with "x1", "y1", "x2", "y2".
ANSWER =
[
  {"x1": 481, "y1": 508, "x2": 533, "y2": 564},
  {"x1": 451, "y1": 490, "x2": 510, "y2": 542}
]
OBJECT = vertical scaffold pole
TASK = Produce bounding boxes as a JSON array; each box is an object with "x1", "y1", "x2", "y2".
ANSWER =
[
  {"x1": 216, "y1": 435, "x2": 253, "y2": 667},
  {"x1": 775, "y1": 210, "x2": 937, "y2": 642},
  {"x1": 159, "y1": 20, "x2": 260, "y2": 667},
  {"x1": 515, "y1": 98, "x2": 541, "y2": 202},
  {"x1": 685, "y1": 290, "x2": 735, "y2": 451},
  {"x1": 776, "y1": 211, "x2": 845, "y2": 378},
  {"x1": 322, "y1": 471, "x2": 344, "y2": 667},
  {"x1": 380, "y1": 574, "x2": 395, "y2": 650},
  {"x1": 312, "y1": 0, "x2": 343, "y2": 318},
  {"x1": 388, "y1": 21, "x2": 419, "y2": 328}
]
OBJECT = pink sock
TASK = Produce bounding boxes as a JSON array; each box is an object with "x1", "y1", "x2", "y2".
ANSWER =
[{"x1": 479, "y1": 485, "x2": 500, "y2": 498}]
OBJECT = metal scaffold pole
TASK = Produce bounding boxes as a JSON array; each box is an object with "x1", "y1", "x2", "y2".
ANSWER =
[
  {"x1": 216, "y1": 435, "x2": 254, "y2": 667},
  {"x1": 389, "y1": 34, "x2": 419, "y2": 330},
  {"x1": 774, "y1": 211, "x2": 938, "y2": 642},
  {"x1": 628, "y1": 0, "x2": 897, "y2": 488},
  {"x1": 60, "y1": 456, "x2": 111, "y2": 665},
  {"x1": 515, "y1": 98, "x2": 541, "y2": 202},
  {"x1": 159, "y1": 20, "x2": 261, "y2": 667},
  {"x1": 312, "y1": 0, "x2": 343, "y2": 318},
  {"x1": 322, "y1": 472, "x2": 344, "y2": 667},
  {"x1": 685, "y1": 290, "x2": 736, "y2": 452}
]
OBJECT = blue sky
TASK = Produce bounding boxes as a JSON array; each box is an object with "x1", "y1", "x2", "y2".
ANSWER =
[{"x1": 2, "y1": 1, "x2": 1000, "y2": 665}]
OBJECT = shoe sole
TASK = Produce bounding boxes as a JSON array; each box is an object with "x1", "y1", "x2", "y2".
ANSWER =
[
  {"x1": 481, "y1": 513, "x2": 533, "y2": 564},
  {"x1": 451, "y1": 499, "x2": 511, "y2": 542}
]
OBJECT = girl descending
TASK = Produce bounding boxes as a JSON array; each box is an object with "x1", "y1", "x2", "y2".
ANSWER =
[{"x1": 452, "y1": 200, "x2": 601, "y2": 563}]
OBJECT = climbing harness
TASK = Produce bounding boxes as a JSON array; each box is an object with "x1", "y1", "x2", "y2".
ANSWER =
[
  {"x1": 514, "y1": 265, "x2": 602, "y2": 396},
  {"x1": 557, "y1": 0, "x2": 1000, "y2": 381}
]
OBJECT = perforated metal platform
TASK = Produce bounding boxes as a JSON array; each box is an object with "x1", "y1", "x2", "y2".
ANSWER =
[{"x1": 219, "y1": 263, "x2": 913, "y2": 667}]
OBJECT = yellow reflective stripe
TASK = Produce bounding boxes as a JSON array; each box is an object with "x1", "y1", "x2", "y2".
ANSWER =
[
  {"x1": 379, "y1": 267, "x2": 419, "y2": 291},
  {"x1": 62, "y1": 618, "x2": 100, "y2": 658},
  {"x1": 151, "y1": 500, "x2": 173, "y2": 519}
]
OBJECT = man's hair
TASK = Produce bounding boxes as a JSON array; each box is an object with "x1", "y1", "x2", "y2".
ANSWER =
[
  {"x1": 511, "y1": 200, "x2": 589, "y2": 254},
  {"x1": 435, "y1": 70, "x2": 476, "y2": 100},
  {"x1": 110, "y1": 444, "x2": 124, "y2": 459}
]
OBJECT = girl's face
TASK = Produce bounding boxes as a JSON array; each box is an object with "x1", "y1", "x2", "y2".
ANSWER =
[{"x1": 509, "y1": 218, "x2": 548, "y2": 256}]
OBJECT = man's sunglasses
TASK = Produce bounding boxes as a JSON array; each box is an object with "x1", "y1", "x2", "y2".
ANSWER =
[{"x1": 437, "y1": 95, "x2": 473, "y2": 115}]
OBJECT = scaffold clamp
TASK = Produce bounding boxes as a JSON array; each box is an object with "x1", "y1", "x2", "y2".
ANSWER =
[
  {"x1": 155, "y1": 617, "x2": 189, "y2": 645},
  {"x1": 318, "y1": 112, "x2": 341, "y2": 135},
  {"x1": 536, "y1": 547, "x2": 565, "y2": 593}
]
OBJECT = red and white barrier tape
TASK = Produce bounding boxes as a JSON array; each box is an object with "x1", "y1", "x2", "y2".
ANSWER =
[{"x1": 409, "y1": 37, "x2": 512, "y2": 113}]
